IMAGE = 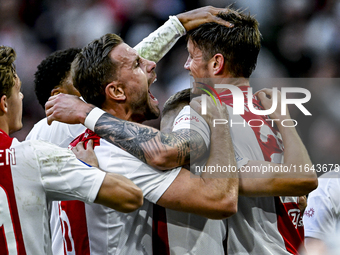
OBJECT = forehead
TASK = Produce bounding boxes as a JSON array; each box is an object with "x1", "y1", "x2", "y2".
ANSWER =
[
  {"x1": 14, "y1": 75, "x2": 21, "y2": 88},
  {"x1": 187, "y1": 39, "x2": 202, "y2": 56},
  {"x1": 109, "y1": 43, "x2": 138, "y2": 66}
]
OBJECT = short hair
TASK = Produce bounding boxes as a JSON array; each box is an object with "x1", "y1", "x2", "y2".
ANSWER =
[
  {"x1": 187, "y1": 9, "x2": 261, "y2": 78},
  {"x1": 0, "y1": 46, "x2": 17, "y2": 98},
  {"x1": 34, "y1": 48, "x2": 81, "y2": 108},
  {"x1": 72, "y1": 33, "x2": 123, "y2": 107},
  {"x1": 162, "y1": 88, "x2": 199, "y2": 116}
]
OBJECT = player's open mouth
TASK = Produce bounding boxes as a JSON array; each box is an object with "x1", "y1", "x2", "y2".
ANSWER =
[
  {"x1": 148, "y1": 76, "x2": 158, "y2": 103},
  {"x1": 148, "y1": 89, "x2": 158, "y2": 102}
]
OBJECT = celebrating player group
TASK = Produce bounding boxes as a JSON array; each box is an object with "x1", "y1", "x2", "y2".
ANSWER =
[{"x1": 0, "y1": 5, "x2": 321, "y2": 255}]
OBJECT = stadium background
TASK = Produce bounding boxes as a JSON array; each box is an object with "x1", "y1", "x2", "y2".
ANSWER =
[{"x1": 1, "y1": 0, "x2": 339, "y2": 171}]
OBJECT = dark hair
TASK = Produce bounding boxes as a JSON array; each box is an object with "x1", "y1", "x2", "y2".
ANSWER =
[
  {"x1": 34, "y1": 48, "x2": 81, "y2": 108},
  {"x1": 162, "y1": 88, "x2": 200, "y2": 116},
  {"x1": 72, "y1": 33, "x2": 123, "y2": 107},
  {"x1": 187, "y1": 9, "x2": 261, "y2": 78},
  {"x1": 0, "y1": 46, "x2": 17, "y2": 98}
]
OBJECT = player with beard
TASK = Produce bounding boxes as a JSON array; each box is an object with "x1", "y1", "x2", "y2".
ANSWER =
[
  {"x1": 46, "y1": 8, "x2": 318, "y2": 255},
  {"x1": 46, "y1": 32, "x2": 238, "y2": 255},
  {"x1": 0, "y1": 45, "x2": 144, "y2": 255}
]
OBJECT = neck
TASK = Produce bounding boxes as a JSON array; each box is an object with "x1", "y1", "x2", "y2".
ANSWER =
[
  {"x1": 214, "y1": 77, "x2": 250, "y2": 94},
  {"x1": 102, "y1": 104, "x2": 143, "y2": 123},
  {"x1": 0, "y1": 118, "x2": 9, "y2": 135}
]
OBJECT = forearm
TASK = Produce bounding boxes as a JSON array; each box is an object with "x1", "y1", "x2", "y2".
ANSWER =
[
  {"x1": 278, "y1": 121, "x2": 313, "y2": 171},
  {"x1": 134, "y1": 16, "x2": 185, "y2": 63},
  {"x1": 87, "y1": 111, "x2": 206, "y2": 170},
  {"x1": 95, "y1": 173, "x2": 143, "y2": 213},
  {"x1": 239, "y1": 122, "x2": 317, "y2": 196},
  {"x1": 199, "y1": 125, "x2": 238, "y2": 213}
]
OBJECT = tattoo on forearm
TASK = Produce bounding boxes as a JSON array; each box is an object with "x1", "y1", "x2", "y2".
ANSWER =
[{"x1": 94, "y1": 113, "x2": 207, "y2": 168}]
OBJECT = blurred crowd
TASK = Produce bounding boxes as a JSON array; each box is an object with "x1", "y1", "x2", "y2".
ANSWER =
[{"x1": 1, "y1": 0, "x2": 339, "y2": 171}]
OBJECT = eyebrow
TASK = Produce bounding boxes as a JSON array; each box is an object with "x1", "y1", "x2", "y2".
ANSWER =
[{"x1": 133, "y1": 56, "x2": 140, "y2": 67}]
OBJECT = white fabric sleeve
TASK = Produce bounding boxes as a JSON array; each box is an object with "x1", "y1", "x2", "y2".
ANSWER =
[
  {"x1": 32, "y1": 140, "x2": 106, "y2": 203},
  {"x1": 133, "y1": 16, "x2": 186, "y2": 62},
  {"x1": 128, "y1": 165, "x2": 182, "y2": 204},
  {"x1": 303, "y1": 173, "x2": 340, "y2": 240},
  {"x1": 98, "y1": 139, "x2": 182, "y2": 204},
  {"x1": 172, "y1": 105, "x2": 249, "y2": 169},
  {"x1": 84, "y1": 107, "x2": 106, "y2": 132},
  {"x1": 172, "y1": 105, "x2": 210, "y2": 148}
]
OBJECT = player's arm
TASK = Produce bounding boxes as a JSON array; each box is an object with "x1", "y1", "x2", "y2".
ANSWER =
[
  {"x1": 95, "y1": 172, "x2": 143, "y2": 213},
  {"x1": 156, "y1": 96, "x2": 238, "y2": 219},
  {"x1": 45, "y1": 94, "x2": 206, "y2": 170},
  {"x1": 238, "y1": 89, "x2": 318, "y2": 197},
  {"x1": 134, "y1": 6, "x2": 234, "y2": 62},
  {"x1": 69, "y1": 138, "x2": 143, "y2": 213},
  {"x1": 37, "y1": 141, "x2": 143, "y2": 213}
]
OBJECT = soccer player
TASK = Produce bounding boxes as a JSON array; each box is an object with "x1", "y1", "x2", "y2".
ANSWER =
[
  {"x1": 0, "y1": 45, "x2": 143, "y2": 255},
  {"x1": 183, "y1": 10, "x2": 317, "y2": 255},
  {"x1": 46, "y1": 8, "x2": 318, "y2": 255},
  {"x1": 303, "y1": 170, "x2": 340, "y2": 255},
  {"x1": 48, "y1": 32, "x2": 238, "y2": 255}
]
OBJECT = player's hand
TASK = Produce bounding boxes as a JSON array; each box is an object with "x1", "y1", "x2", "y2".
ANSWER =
[
  {"x1": 298, "y1": 195, "x2": 307, "y2": 214},
  {"x1": 177, "y1": 6, "x2": 234, "y2": 32},
  {"x1": 72, "y1": 140, "x2": 99, "y2": 168},
  {"x1": 45, "y1": 93, "x2": 94, "y2": 125},
  {"x1": 255, "y1": 88, "x2": 291, "y2": 121},
  {"x1": 190, "y1": 95, "x2": 228, "y2": 129}
]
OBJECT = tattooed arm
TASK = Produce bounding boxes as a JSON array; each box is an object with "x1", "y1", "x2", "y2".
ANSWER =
[
  {"x1": 46, "y1": 94, "x2": 207, "y2": 170},
  {"x1": 94, "y1": 113, "x2": 206, "y2": 169}
]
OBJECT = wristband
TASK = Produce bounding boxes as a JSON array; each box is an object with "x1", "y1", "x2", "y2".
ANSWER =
[{"x1": 84, "y1": 107, "x2": 105, "y2": 131}]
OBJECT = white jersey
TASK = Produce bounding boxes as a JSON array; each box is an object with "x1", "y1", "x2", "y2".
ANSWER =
[
  {"x1": 26, "y1": 117, "x2": 86, "y2": 147},
  {"x1": 219, "y1": 87, "x2": 303, "y2": 255},
  {"x1": 25, "y1": 117, "x2": 86, "y2": 254},
  {"x1": 26, "y1": 16, "x2": 186, "y2": 255},
  {"x1": 303, "y1": 171, "x2": 340, "y2": 240},
  {"x1": 53, "y1": 129, "x2": 181, "y2": 255},
  {"x1": 0, "y1": 129, "x2": 105, "y2": 255},
  {"x1": 156, "y1": 105, "x2": 244, "y2": 255}
]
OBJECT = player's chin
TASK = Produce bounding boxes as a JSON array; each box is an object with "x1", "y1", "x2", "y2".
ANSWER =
[{"x1": 148, "y1": 104, "x2": 160, "y2": 120}]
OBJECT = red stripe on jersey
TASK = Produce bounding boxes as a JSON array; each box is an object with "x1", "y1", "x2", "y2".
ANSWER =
[
  {"x1": 275, "y1": 197, "x2": 304, "y2": 254},
  {"x1": 219, "y1": 86, "x2": 283, "y2": 162},
  {"x1": 69, "y1": 129, "x2": 101, "y2": 150},
  {"x1": 0, "y1": 131, "x2": 27, "y2": 254},
  {"x1": 152, "y1": 204, "x2": 170, "y2": 255},
  {"x1": 58, "y1": 129, "x2": 101, "y2": 255},
  {"x1": 220, "y1": 87, "x2": 303, "y2": 253},
  {"x1": 59, "y1": 201, "x2": 90, "y2": 255}
]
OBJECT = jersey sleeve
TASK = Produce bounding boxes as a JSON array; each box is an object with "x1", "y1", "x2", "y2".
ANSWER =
[
  {"x1": 26, "y1": 117, "x2": 86, "y2": 148},
  {"x1": 133, "y1": 16, "x2": 186, "y2": 62},
  {"x1": 97, "y1": 139, "x2": 182, "y2": 204},
  {"x1": 31, "y1": 140, "x2": 106, "y2": 203},
  {"x1": 127, "y1": 165, "x2": 182, "y2": 204},
  {"x1": 303, "y1": 174, "x2": 340, "y2": 240},
  {"x1": 172, "y1": 105, "x2": 210, "y2": 148}
]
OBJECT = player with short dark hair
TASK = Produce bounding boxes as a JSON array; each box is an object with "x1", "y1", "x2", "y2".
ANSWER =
[
  {"x1": 34, "y1": 48, "x2": 81, "y2": 108},
  {"x1": 0, "y1": 45, "x2": 143, "y2": 255}
]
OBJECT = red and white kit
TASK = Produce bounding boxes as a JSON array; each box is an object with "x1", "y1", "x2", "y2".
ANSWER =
[
  {"x1": 0, "y1": 130, "x2": 105, "y2": 255},
  {"x1": 220, "y1": 86, "x2": 304, "y2": 255}
]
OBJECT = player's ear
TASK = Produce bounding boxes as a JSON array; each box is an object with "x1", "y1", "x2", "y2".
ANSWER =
[
  {"x1": 51, "y1": 86, "x2": 64, "y2": 96},
  {"x1": 105, "y1": 81, "x2": 126, "y2": 101},
  {"x1": 0, "y1": 94, "x2": 8, "y2": 114},
  {"x1": 211, "y1": 53, "x2": 225, "y2": 75}
]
